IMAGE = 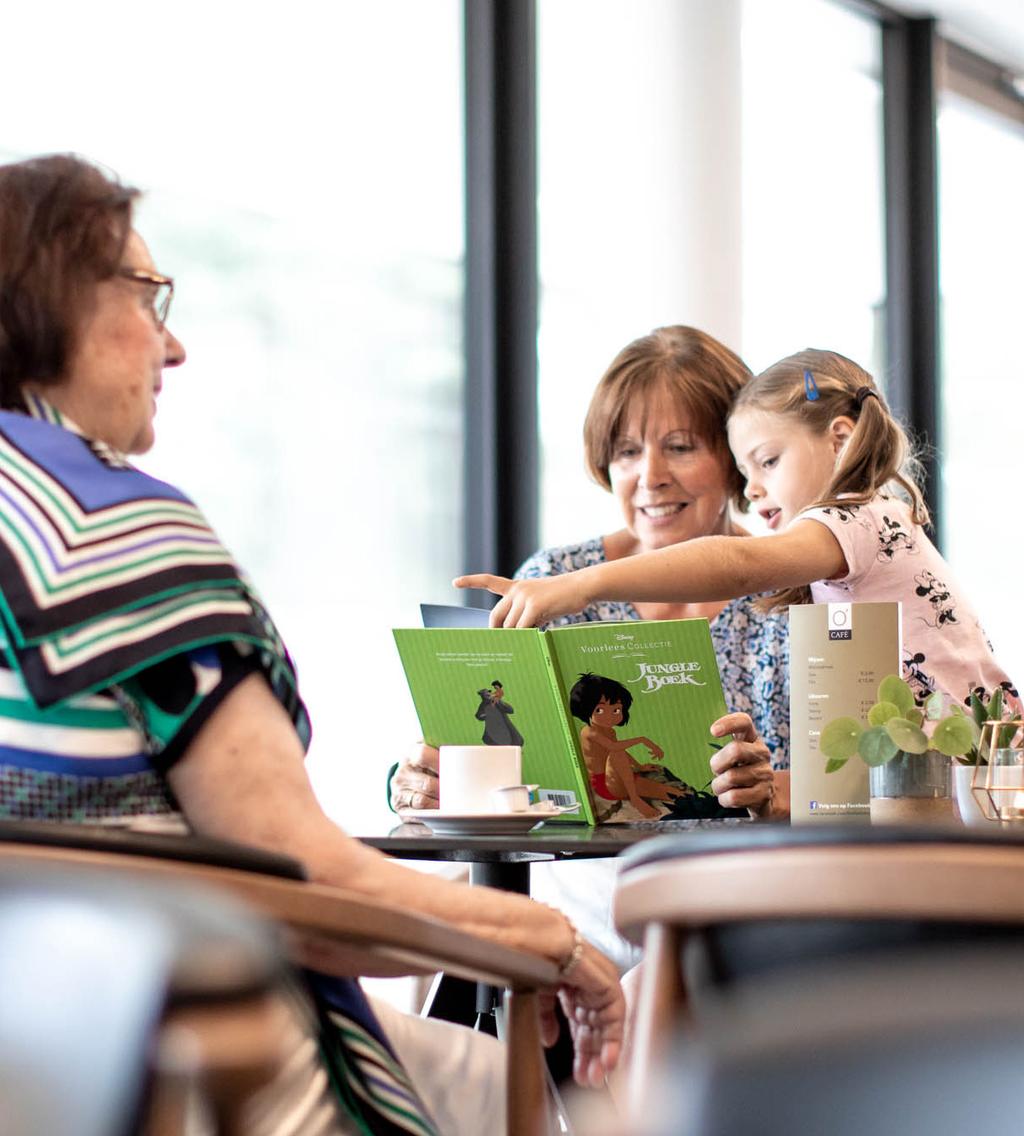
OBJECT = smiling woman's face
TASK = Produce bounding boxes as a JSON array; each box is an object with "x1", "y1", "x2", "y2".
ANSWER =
[
  {"x1": 44, "y1": 231, "x2": 185, "y2": 454},
  {"x1": 608, "y1": 381, "x2": 734, "y2": 553}
]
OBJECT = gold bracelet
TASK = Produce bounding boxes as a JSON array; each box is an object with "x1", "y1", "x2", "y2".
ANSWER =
[{"x1": 558, "y1": 919, "x2": 585, "y2": 980}]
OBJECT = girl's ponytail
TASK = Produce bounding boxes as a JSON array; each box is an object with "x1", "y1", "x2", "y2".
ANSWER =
[
  {"x1": 733, "y1": 349, "x2": 928, "y2": 611},
  {"x1": 824, "y1": 383, "x2": 928, "y2": 527}
]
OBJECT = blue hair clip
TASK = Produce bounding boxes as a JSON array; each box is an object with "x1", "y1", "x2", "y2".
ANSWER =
[{"x1": 804, "y1": 369, "x2": 820, "y2": 401}]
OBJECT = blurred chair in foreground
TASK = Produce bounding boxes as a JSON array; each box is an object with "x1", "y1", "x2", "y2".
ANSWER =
[
  {"x1": 638, "y1": 943, "x2": 1024, "y2": 1136},
  {"x1": 613, "y1": 825, "x2": 1024, "y2": 1112},
  {"x1": 0, "y1": 861, "x2": 295, "y2": 1136},
  {"x1": 0, "y1": 819, "x2": 559, "y2": 1136}
]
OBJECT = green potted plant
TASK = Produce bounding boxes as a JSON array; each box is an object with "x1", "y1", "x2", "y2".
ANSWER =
[{"x1": 819, "y1": 675, "x2": 974, "y2": 824}]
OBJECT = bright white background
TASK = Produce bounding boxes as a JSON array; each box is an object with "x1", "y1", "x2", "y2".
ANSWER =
[
  {"x1": 537, "y1": 0, "x2": 885, "y2": 548},
  {"x1": 0, "y1": 0, "x2": 463, "y2": 834},
  {"x1": 938, "y1": 97, "x2": 1024, "y2": 689}
]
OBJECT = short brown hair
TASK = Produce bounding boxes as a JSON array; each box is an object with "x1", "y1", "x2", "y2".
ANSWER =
[
  {"x1": 583, "y1": 325, "x2": 753, "y2": 511},
  {"x1": 0, "y1": 154, "x2": 138, "y2": 409}
]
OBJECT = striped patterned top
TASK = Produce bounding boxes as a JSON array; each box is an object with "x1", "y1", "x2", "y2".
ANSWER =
[
  {"x1": 0, "y1": 397, "x2": 309, "y2": 821},
  {"x1": 0, "y1": 401, "x2": 444, "y2": 1136}
]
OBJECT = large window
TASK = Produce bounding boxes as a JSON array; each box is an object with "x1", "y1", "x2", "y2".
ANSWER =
[
  {"x1": 938, "y1": 95, "x2": 1024, "y2": 688},
  {"x1": 537, "y1": 0, "x2": 885, "y2": 549},
  {"x1": 536, "y1": 0, "x2": 739, "y2": 548},
  {"x1": 741, "y1": 0, "x2": 885, "y2": 377},
  {"x1": 1, "y1": 1, "x2": 464, "y2": 830}
]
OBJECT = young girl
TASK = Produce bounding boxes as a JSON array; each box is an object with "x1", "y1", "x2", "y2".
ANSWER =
[{"x1": 457, "y1": 349, "x2": 1018, "y2": 710}]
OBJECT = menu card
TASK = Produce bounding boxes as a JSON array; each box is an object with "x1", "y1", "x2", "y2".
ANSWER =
[{"x1": 789, "y1": 602, "x2": 903, "y2": 823}]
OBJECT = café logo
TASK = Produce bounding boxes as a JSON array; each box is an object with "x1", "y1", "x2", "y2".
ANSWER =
[
  {"x1": 828, "y1": 602, "x2": 853, "y2": 641},
  {"x1": 627, "y1": 660, "x2": 706, "y2": 693}
]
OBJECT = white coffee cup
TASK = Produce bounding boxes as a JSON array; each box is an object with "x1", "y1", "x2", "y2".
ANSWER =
[{"x1": 439, "y1": 745, "x2": 522, "y2": 813}]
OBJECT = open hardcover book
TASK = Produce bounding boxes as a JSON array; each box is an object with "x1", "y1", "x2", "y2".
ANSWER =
[{"x1": 393, "y1": 619, "x2": 733, "y2": 824}]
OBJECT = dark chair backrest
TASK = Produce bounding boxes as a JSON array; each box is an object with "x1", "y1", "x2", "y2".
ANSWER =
[
  {"x1": 643, "y1": 943, "x2": 1024, "y2": 1136},
  {"x1": 0, "y1": 862, "x2": 287, "y2": 1136},
  {"x1": 0, "y1": 819, "x2": 306, "y2": 879}
]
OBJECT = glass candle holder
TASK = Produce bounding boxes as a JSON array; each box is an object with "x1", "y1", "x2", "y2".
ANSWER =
[{"x1": 988, "y1": 748, "x2": 1024, "y2": 822}]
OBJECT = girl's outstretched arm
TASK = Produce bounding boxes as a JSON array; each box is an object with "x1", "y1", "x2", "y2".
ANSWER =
[{"x1": 456, "y1": 520, "x2": 847, "y2": 628}]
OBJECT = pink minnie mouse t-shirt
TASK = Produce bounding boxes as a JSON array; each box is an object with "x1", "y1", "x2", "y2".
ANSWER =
[{"x1": 799, "y1": 494, "x2": 1018, "y2": 710}]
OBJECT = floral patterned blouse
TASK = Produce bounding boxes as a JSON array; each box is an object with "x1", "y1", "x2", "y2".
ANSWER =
[{"x1": 515, "y1": 537, "x2": 791, "y2": 768}]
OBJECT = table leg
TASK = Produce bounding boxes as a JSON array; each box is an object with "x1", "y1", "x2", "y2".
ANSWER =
[
  {"x1": 469, "y1": 862, "x2": 531, "y2": 1015},
  {"x1": 469, "y1": 861, "x2": 531, "y2": 894}
]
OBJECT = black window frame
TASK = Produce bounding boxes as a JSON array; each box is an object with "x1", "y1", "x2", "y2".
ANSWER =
[{"x1": 461, "y1": 0, "x2": 1024, "y2": 570}]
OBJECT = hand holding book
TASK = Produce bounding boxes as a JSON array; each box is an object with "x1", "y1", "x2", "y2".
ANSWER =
[
  {"x1": 709, "y1": 711, "x2": 781, "y2": 817},
  {"x1": 390, "y1": 716, "x2": 782, "y2": 820}
]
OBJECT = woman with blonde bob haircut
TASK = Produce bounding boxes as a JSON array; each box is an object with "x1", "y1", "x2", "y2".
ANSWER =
[
  {"x1": 462, "y1": 347, "x2": 1016, "y2": 725},
  {"x1": 393, "y1": 325, "x2": 790, "y2": 968},
  {"x1": 582, "y1": 325, "x2": 750, "y2": 515}
]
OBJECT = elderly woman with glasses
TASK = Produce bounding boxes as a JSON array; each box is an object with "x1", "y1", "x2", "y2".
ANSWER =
[{"x1": 0, "y1": 154, "x2": 625, "y2": 1136}]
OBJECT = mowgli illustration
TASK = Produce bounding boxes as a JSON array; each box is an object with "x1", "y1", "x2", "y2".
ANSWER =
[
  {"x1": 568, "y1": 672, "x2": 689, "y2": 820},
  {"x1": 474, "y1": 680, "x2": 524, "y2": 746}
]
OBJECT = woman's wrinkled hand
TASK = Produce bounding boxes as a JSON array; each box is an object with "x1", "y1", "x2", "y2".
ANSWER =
[
  {"x1": 709, "y1": 712, "x2": 779, "y2": 818},
  {"x1": 557, "y1": 941, "x2": 626, "y2": 1088},
  {"x1": 453, "y1": 573, "x2": 591, "y2": 628},
  {"x1": 390, "y1": 743, "x2": 440, "y2": 813}
]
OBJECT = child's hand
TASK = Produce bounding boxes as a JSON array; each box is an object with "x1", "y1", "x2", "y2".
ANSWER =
[
  {"x1": 453, "y1": 571, "x2": 592, "y2": 628},
  {"x1": 644, "y1": 741, "x2": 664, "y2": 761}
]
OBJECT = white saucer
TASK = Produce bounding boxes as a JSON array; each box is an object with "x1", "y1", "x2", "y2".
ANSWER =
[{"x1": 403, "y1": 805, "x2": 577, "y2": 836}]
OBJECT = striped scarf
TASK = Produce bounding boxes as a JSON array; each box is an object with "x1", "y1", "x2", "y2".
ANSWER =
[
  {"x1": 309, "y1": 972, "x2": 441, "y2": 1136},
  {"x1": 0, "y1": 397, "x2": 307, "y2": 743}
]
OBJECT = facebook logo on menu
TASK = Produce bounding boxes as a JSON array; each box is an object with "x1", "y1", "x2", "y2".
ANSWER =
[{"x1": 828, "y1": 603, "x2": 852, "y2": 640}]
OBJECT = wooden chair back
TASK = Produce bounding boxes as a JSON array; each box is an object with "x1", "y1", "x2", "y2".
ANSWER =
[
  {"x1": 0, "y1": 821, "x2": 557, "y2": 1136},
  {"x1": 613, "y1": 825, "x2": 1024, "y2": 1110}
]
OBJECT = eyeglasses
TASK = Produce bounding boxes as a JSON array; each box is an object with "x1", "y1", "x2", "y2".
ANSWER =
[{"x1": 118, "y1": 267, "x2": 175, "y2": 330}]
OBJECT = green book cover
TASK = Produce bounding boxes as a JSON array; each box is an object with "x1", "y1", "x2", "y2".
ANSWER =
[
  {"x1": 394, "y1": 618, "x2": 731, "y2": 825},
  {"x1": 392, "y1": 627, "x2": 595, "y2": 823},
  {"x1": 544, "y1": 619, "x2": 730, "y2": 822}
]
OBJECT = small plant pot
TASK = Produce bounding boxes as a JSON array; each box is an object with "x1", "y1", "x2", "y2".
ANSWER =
[
  {"x1": 869, "y1": 749, "x2": 953, "y2": 825},
  {"x1": 953, "y1": 763, "x2": 999, "y2": 825}
]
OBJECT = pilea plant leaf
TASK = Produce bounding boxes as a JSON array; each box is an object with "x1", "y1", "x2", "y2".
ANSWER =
[
  {"x1": 885, "y1": 717, "x2": 929, "y2": 754},
  {"x1": 823, "y1": 682, "x2": 1013, "y2": 774},
  {"x1": 868, "y1": 701, "x2": 901, "y2": 727},
  {"x1": 878, "y1": 674, "x2": 915, "y2": 715},
  {"x1": 820, "y1": 717, "x2": 864, "y2": 760},
  {"x1": 859, "y1": 726, "x2": 900, "y2": 766},
  {"x1": 931, "y1": 715, "x2": 975, "y2": 757},
  {"x1": 925, "y1": 691, "x2": 946, "y2": 721}
]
